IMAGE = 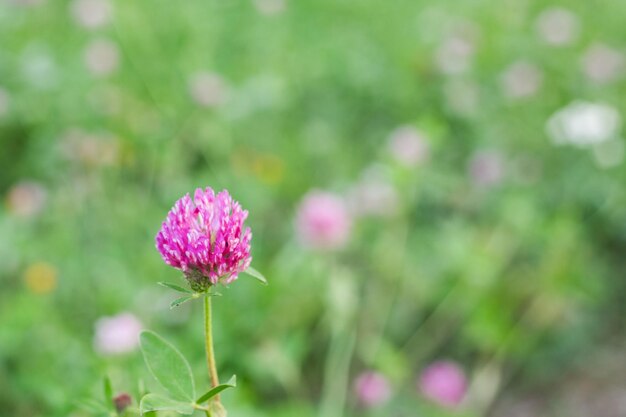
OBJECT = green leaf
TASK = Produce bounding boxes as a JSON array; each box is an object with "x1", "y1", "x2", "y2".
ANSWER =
[
  {"x1": 103, "y1": 376, "x2": 113, "y2": 404},
  {"x1": 158, "y1": 282, "x2": 193, "y2": 293},
  {"x1": 170, "y1": 295, "x2": 195, "y2": 309},
  {"x1": 242, "y1": 266, "x2": 268, "y2": 285},
  {"x1": 195, "y1": 375, "x2": 237, "y2": 404},
  {"x1": 139, "y1": 331, "x2": 196, "y2": 401},
  {"x1": 139, "y1": 393, "x2": 193, "y2": 415}
]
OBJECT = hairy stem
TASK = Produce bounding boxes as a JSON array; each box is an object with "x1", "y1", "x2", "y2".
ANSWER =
[{"x1": 204, "y1": 294, "x2": 220, "y2": 402}]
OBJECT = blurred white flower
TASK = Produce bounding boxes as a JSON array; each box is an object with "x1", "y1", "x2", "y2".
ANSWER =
[
  {"x1": 189, "y1": 72, "x2": 228, "y2": 108},
  {"x1": 435, "y1": 20, "x2": 479, "y2": 75},
  {"x1": 70, "y1": 0, "x2": 112, "y2": 29},
  {"x1": 581, "y1": 43, "x2": 625, "y2": 84},
  {"x1": 6, "y1": 181, "x2": 47, "y2": 218},
  {"x1": 253, "y1": 0, "x2": 285, "y2": 16},
  {"x1": 535, "y1": 7, "x2": 580, "y2": 46},
  {"x1": 0, "y1": 87, "x2": 10, "y2": 118},
  {"x1": 84, "y1": 38, "x2": 120, "y2": 76},
  {"x1": 468, "y1": 150, "x2": 505, "y2": 187},
  {"x1": 547, "y1": 101, "x2": 621, "y2": 147},
  {"x1": 348, "y1": 167, "x2": 399, "y2": 217},
  {"x1": 387, "y1": 125, "x2": 429, "y2": 167},
  {"x1": 94, "y1": 312, "x2": 142, "y2": 355},
  {"x1": 500, "y1": 61, "x2": 543, "y2": 99},
  {"x1": 436, "y1": 37, "x2": 474, "y2": 75}
]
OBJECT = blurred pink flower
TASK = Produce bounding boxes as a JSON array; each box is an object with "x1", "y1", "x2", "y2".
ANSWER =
[
  {"x1": 295, "y1": 190, "x2": 351, "y2": 250},
  {"x1": 387, "y1": 126, "x2": 429, "y2": 167},
  {"x1": 581, "y1": 43, "x2": 625, "y2": 84},
  {"x1": 156, "y1": 187, "x2": 252, "y2": 290},
  {"x1": 70, "y1": 0, "x2": 111, "y2": 29},
  {"x1": 84, "y1": 38, "x2": 120, "y2": 76},
  {"x1": 535, "y1": 7, "x2": 580, "y2": 46},
  {"x1": 500, "y1": 61, "x2": 543, "y2": 99},
  {"x1": 419, "y1": 360, "x2": 467, "y2": 408},
  {"x1": 354, "y1": 371, "x2": 392, "y2": 407},
  {"x1": 468, "y1": 150, "x2": 505, "y2": 187},
  {"x1": 189, "y1": 72, "x2": 228, "y2": 108},
  {"x1": 6, "y1": 181, "x2": 47, "y2": 218},
  {"x1": 94, "y1": 313, "x2": 142, "y2": 355}
]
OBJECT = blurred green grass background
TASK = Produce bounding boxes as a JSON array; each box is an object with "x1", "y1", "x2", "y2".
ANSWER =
[{"x1": 1, "y1": 0, "x2": 626, "y2": 416}]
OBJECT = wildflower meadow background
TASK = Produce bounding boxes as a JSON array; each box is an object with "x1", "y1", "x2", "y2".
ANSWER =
[{"x1": 2, "y1": 0, "x2": 626, "y2": 416}]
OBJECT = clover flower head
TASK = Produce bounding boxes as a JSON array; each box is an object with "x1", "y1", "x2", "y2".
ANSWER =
[
  {"x1": 418, "y1": 360, "x2": 467, "y2": 408},
  {"x1": 156, "y1": 187, "x2": 252, "y2": 291},
  {"x1": 354, "y1": 371, "x2": 392, "y2": 407}
]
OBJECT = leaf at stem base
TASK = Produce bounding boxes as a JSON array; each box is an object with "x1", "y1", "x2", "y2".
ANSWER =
[
  {"x1": 196, "y1": 375, "x2": 237, "y2": 404},
  {"x1": 139, "y1": 331, "x2": 196, "y2": 402}
]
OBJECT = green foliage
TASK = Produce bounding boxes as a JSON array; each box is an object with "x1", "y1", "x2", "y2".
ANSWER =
[
  {"x1": 242, "y1": 267, "x2": 269, "y2": 285},
  {"x1": 169, "y1": 295, "x2": 196, "y2": 309},
  {"x1": 138, "y1": 331, "x2": 236, "y2": 416},
  {"x1": 196, "y1": 375, "x2": 237, "y2": 404},
  {"x1": 139, "y1": 394, "x2": 194, "y2": 415},
  {"x1": 103, "y1": 377, "x2": 113, "y2": 405},
  {"x1": 2, "y1": 0, "x2": 626, "y2": 415},
  {"x1": 158, "y1": 282, "x2": 193, "y2": 294},
  {"x1": 140, "y1": 331, "x2": 196, "y2": 402}
]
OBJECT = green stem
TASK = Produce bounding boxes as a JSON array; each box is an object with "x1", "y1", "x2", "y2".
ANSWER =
[
  {"x1": 319, "y1": 329, "x2": 356, "y2": 417},
  {"x1": 204, "y1": 294, "x2": 221, "y2": 402}
]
